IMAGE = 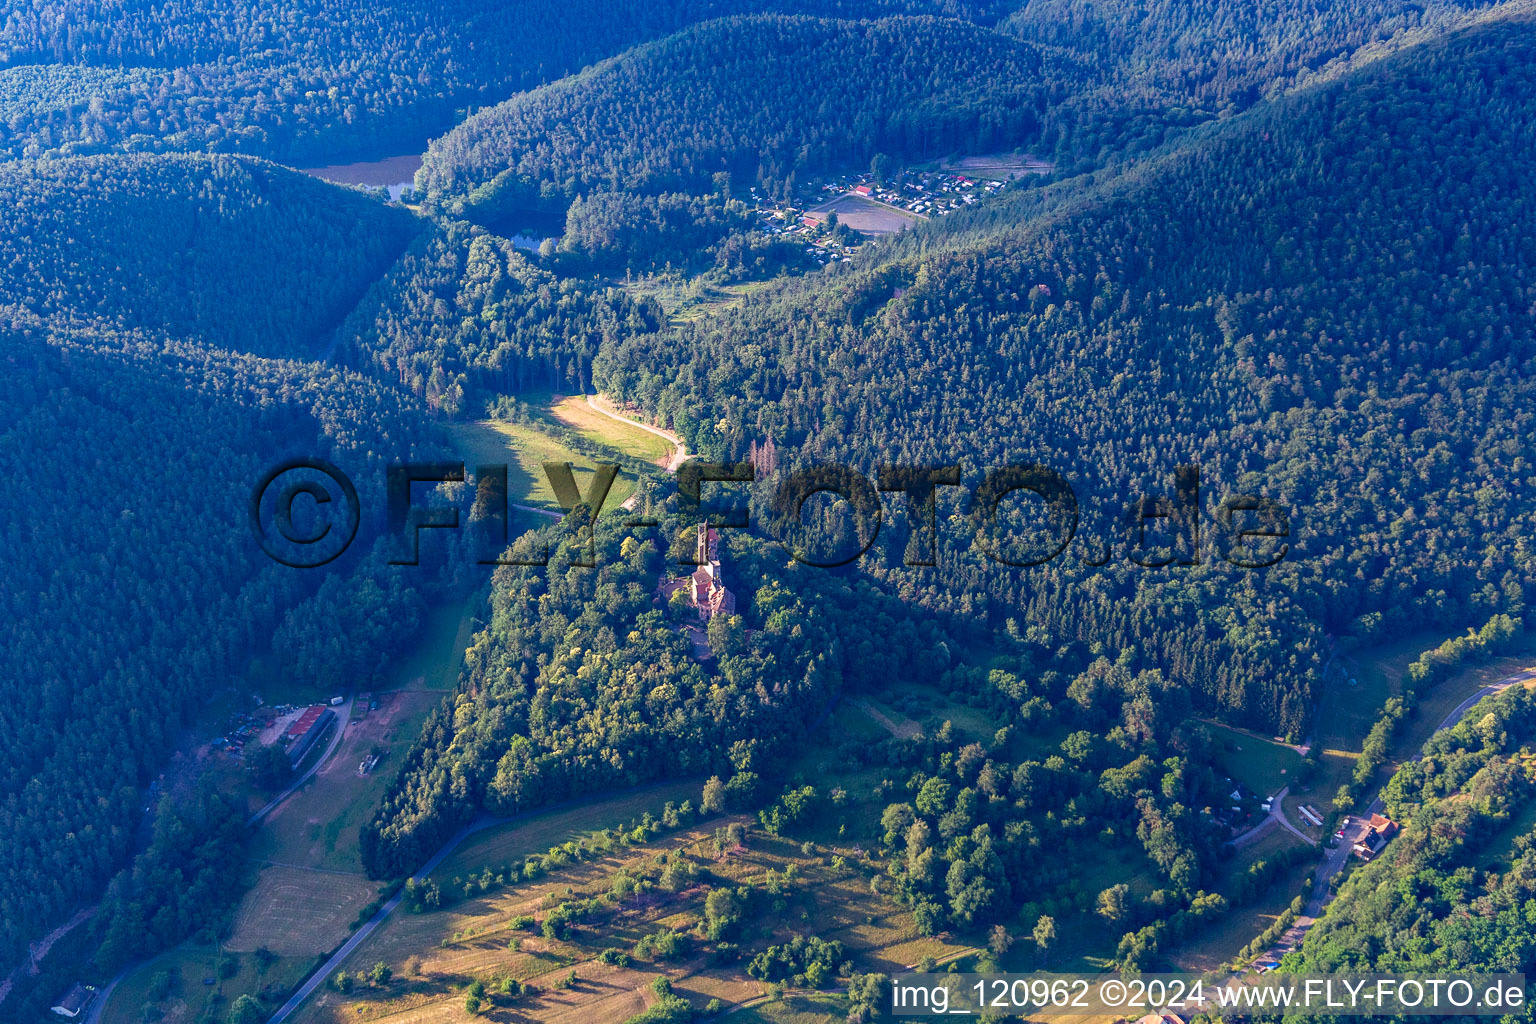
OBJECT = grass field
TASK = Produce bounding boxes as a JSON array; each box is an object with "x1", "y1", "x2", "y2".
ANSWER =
[
  {"x1": 806, "y1": 194, "x2": 919, "y2": 234},
  {"x1": 1318, "y1": 632, "x2": 1446, "y2": 753},
  {"x1": 538, "y1": 393, "x2": 672, "y2": 465},
  {"x1": 1168, "y1": 829, "x2": 1313, "y2": 972},
  {"x1": 446, "y1": 419, "x2": 638, "y2": 512},
  {"x1": 228, "y1": 865, "x2": 381, "y2": 956},
  {"x1": 726, "y1": 991, "x2": 847, "y2": 1024},
  {"x1": 875, "y1": 681, "x2": 1003, "y2": 747},
  {"x1": 821, "y1": 699, "x2": 891, "y2": 742},
  {"x1": 1283, "y1": 637, "x2": 1536, "y2": 841},
  {"x1": 102, "y1": 595, "x2": 483, "y2": 1022},
  {"x1": 846, "y1": 696, "x2": 921, "y2": 738},
  {"x1": 1204, "y1": 722, "x2": 1303, "y2": 797},
  {"x1": 936, "y1": 151, "x2": 1056, "y2": 179},
  {"x1": 1397, "y1": 651, "x2": 1536, "y2": 754},
  {"x1": 102, "y1": 944, "x2": 313, "y2": 1024},
  {"x1": 1479, "y1": 797, "x2": 1536, "y2": 870},
  {"x1": 391, "y1": 593, "x2": 484, "y2": 692},
  {"x1": 429, "y1": 781, "x2": 706, "y2": 885},
  {"x1": 247, "y1": 688, "x2": 444, "y2": 872},
  {"x1": 248, "y1": 593, "x2": 474, "y2": 872},
  {"x1": 624, "y1": 274, "x2": 773, "y2": 325}
]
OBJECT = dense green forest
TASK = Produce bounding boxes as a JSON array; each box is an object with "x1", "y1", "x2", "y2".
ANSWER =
[
  {"x1": 0, "y1": 153, "x2": 451, "y2": 980},
  {"x1": 0, "y1": 314, "x2": 434, "y2": 975},
  {"x1": 557, "y1": 188, "x2": 757, "y2": 275},
  {"x1": 417, "y1": 15, "x2": 1086, "y2": 224},
  {"x1": 361, "y1": 515, "x2": 921, "y2": 876},
  {"x1": 93, "y1": 784, "x2": 249, "y2": 969},
  {"x1": 333, "y1": 221, "x2": 663, "y2": 412},
  {"x1": 0, "y1": 0, "x2": 1010, "y2": 165},
  {"x1": 5, "y1": 0, "x2": 1536, "y2": 1009},
  {"x1": 0, "y1": 154, "x2": 420, "y2": 357},
  {"x1": 1002, "y1": 0, "x2": 1495, "y2": 111},
  {"x1": 364, "y1": 505, "x2": 1276, "y2": 956},
  {"x1": 594, "y1": 8, "x2": 1536, "y2": 737}
]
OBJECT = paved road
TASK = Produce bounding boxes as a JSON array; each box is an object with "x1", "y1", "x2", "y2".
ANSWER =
[
  {"x1": 586, "y1": 394, "x2": 688, "y2": 472},
  {"x1": 1230, "y1": 666, "x2": 1536, "y2": 976},
  {"x1": 1273, "y1": 666, "x2": 1536, "y2": 949},
  {"x1": 86, "y1": 702, "x2": 354, "y2": 1024},
  {"x1": 249, "y1": 699, "x2": 353, "y2": 826},
  {"x1": 262, "y1": 812, "x2": 505, "y2": 1024},
  {"x1": 263, "y1": 778, "x2": 698, "y2": 1024},
  {"x1": 1232, "y1": 786, "x2": 1320, "y2": 850}
]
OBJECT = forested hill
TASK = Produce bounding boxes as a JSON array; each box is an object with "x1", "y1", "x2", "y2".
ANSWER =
[
  {"x1": 0, "y1": 0, "x2": 1009, "y2": 165},
  {"x1": 333, "y1": 222, "x2": 664, "y2": 415},
  {"x1": 0, "y1": 154, "x2": 420, "y2": 359},
  {"x1": 593, "y1": 9, "x2": 1536, "y2": 736},
  {"x1": 0, "y1": 317, "x2": 429, "y2": 975},
  {"x1": 0, "y1": 152, "x2": 448, "y2": 975},
  {"x1": 1002, "y1": 0, "x2": 1497, "y2": 114},
  {"x1": 417, "y1": 15, "x2": 1086, "y2": 221}
]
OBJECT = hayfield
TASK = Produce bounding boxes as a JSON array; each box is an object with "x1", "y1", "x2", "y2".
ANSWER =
[
  {"x1": 227, "y1": 865, "x2": 381, "y2": 956},
  {"x1": 542, "y1": 393, "x2": 673, "y2": 465},
  {"x1": 429, "y1": 780, "x2": 705, "y2": 885},
  {"x1": 726, "y1": 991, "x2": 847, "y2": 1024},
  {"x1": 446, "y1": 419, "x2": 638, "y2": 512},
  {"x1": 100, "y1": 945, "x2": 312, "y2": 1024},
  {"x1": 1167, "y1": 828, "x2": 1313, "y2": 972}
]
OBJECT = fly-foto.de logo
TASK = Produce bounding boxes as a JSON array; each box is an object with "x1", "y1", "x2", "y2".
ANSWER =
[{"x1": 249, "y1": 460, "x2": 1289, "y2": 570}]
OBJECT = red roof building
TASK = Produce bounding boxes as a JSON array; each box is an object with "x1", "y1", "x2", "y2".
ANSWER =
[{"x1": 285, "y1": 705, "x2": 326, "y2": 739}]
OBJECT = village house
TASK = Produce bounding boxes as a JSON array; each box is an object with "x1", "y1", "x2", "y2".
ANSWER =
[
  {"x1": 50, "y1": 982, "x2": 94, "y2": 1019},
  {"x1": 1353, "y1": 812, "x2": 1400, "y2": 860}
]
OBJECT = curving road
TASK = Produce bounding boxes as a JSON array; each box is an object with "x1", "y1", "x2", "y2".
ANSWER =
[
  {"x1": 249, "y1": 698, "x2": 353, "y2": 826},
  {"x1": 1304, "y1": 666, "x2": 1536, "y2": 915},
  {"x1": 1231, "y1": 786, "x2": 1318, "y2": 850},
  {"x1": 585, "y1": 394, "x2": 688, "y2": 472},
  {"x1": 1247, "y1": 665, "x2": 1536, "y2": 967}
]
